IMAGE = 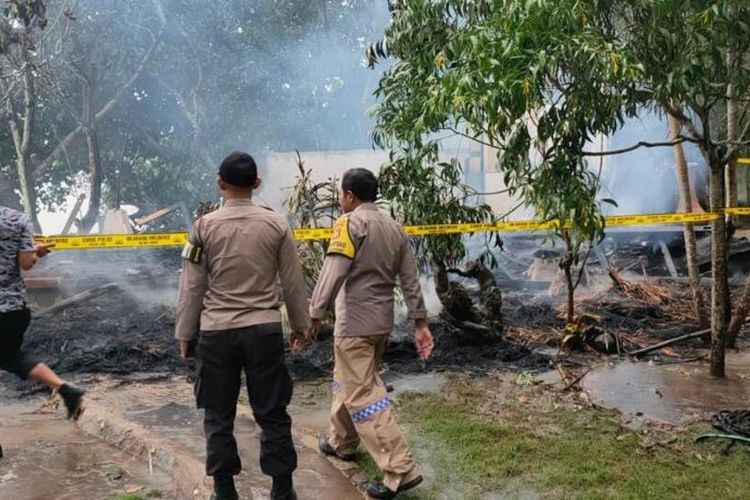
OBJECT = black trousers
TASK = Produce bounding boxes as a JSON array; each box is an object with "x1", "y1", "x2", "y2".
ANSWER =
[
  {"x1": 0, "y1": 308, "x2": 39, "y2": 379},
  {"x1": 195, "y1": 322, "x2": 297, "y2": 479}
]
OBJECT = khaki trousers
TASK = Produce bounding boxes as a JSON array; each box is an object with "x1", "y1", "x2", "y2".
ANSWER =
[{"x1": 329, "y1": 335, "x2": 418, "y2": 491}]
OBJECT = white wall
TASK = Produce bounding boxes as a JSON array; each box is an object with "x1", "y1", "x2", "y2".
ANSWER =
[{"x1": 256, "y1": 149, "x2": 390, "y2": 210}]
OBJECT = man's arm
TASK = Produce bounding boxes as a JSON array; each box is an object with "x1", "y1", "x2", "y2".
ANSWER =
[
  {"x1": 398, "y1": 234, "x2": 434, "y2": 360},
  {"x1": 398, "y1": 236, "x2": 427, "y2": 321},
  {"x1": 17, "y1": 215, "x2": 52, "y2": 270},
  {"x1": 18, "y1": 251, "x2": 38, "y2": 271},
  {"x1": 175, "y1": 221, "x2": 208, "y2": 344},
  {"x1": 309, "y1": 214, "x2": 358, "y2": 322},
  {"x1": 309, "y1": 254, "x2": 352, "y2": 320},
  {"x1": 278, "y1": 226, "x2": 311, "y2": 332}
]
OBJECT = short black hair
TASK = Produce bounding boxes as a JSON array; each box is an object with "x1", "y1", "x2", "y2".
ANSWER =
[
  {"x1": 219, "y1": 151, "x2": 257, "y2": 188},
  {"x1": 342, "y1": 168, "x2": 378, "y2": 202}
]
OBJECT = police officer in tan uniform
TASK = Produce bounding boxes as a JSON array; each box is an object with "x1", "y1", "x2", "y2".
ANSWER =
[
  {"x1": 307, "y1": 168, "x2": 434, "y2": 499},
  {"x1": 176, "y1": 152, "x2": 309, "y2": 500}
]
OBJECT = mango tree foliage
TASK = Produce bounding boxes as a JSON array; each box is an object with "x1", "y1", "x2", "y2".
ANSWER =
[
  {"x1": 370, "y1": 0, "x2": 644, "y2": 321},
  {"x1": 598, "y1": 0, "x2": 750, "y2": 376},
  {"x1": 379, "y1": 144, "x2": 496, "y2": 272}
]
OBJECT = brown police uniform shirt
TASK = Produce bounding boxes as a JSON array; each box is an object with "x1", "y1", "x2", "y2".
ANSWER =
[
  {"x1": 309, "y1": 202, "x2": 427, "y2": 336},
  {"x1": 175, "y1": 198, "x2": 310, "y2": 341}
]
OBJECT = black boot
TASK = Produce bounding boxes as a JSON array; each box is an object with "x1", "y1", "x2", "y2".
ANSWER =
[
  {"x1": 318, "y1": 436, "x2": 357, "y2": 462},
  {"x1": 367, "y1": 476, "x2": 423, "y2": 499},
  {"x1": 210, "y1": 475, "x2": 238, "y2": 500},
  {"x1": 271, "y1": 475, "x2": 297, "y2": 500},
  {"x1": 58, "y1": 384, "x2": 85, "y2": 420}
]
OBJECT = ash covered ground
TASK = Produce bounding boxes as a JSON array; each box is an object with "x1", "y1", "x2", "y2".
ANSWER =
[
  {"x1": 6, "y1": 236, "x2": 745, "y2": 390},
  {"x1": 11, "y1": 274, "x2": 720, "y2": 386},
  {"x1": 18, "y1": 283, "x2": 554, "y2": 382}
]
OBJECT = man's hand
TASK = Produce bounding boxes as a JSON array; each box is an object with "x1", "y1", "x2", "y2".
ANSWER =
[
  {"x1": 33, "y1": 235, "x2": 54, "y2": 258},
  {"x1": 35, "y1": 242, "x2": 54, "y2": 258},
  {"x1": 308, "y1": 318, "x2": 322, "y2": 343},
  {"x1": 179, "y1": 339, "x2": 196, "y2": 361},
  {"x1": 289, "y1": 331, "x2": 307, "y2": 353},
  {"x1": 414, "y1": 319, "x2": 434, "y2": 361},
  {"x1": 290, "y1": 318, "x2": 323, "y2": 353}
]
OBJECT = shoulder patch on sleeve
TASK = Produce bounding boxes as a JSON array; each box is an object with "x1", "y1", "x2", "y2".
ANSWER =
[
  {"x1": 182, "y1": 219, "x2": 204, "y2": 264},
  {"x1": 327, "y1": 216, "x2": 356, "y2": 259},
  {"x1": 181, "y1": 242, "x2": 204, "y2": 264}
]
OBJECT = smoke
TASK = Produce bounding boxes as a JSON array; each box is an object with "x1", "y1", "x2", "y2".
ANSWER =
[
  {"x1": 595, "y1": 109, "x2": 709, "y2": 215},
  {"x1": 34, "y1": 0, "x2": 392, "y2": 231},
  {"x1": 393, "y1": 276, "x2": 443, "y2": 339},
  {"x1": 137, "y1": 0, "x2": 389, "y2": 156},
  {"x1": 34, "y1": 247, "x2": 180, "y2": 312}
]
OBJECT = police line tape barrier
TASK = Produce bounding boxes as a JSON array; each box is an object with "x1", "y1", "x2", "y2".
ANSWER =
[{"x1": 33, "y1": 207, "x2": 750, "y2": 250}]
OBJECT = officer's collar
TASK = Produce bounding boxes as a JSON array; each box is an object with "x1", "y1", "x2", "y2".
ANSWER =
[
  {"x1": 353, "y1": 202, "x2": 378, "y2": 212},
  {"x1": 224, "y1": 198, "x2": 255, "y2": 207}
]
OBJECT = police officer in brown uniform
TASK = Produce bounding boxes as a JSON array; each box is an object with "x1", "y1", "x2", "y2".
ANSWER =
[
  {"x1": 176, "y1": 152, "x2": 309, "y2": 500},
  {"x1": 307, "y1": 168, "x2": 434, "y2": 499}
]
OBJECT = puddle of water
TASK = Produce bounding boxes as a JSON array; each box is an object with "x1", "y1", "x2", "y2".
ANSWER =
[
  {"x1": 127, "y1": 401, "x2": 198, "y2": 428},
  {"x1": 582, "y1": 351, "x2": 750, "y2": 423},
  {"x1": 386, "y1": 373, "x2": 448, "y2": 394}
]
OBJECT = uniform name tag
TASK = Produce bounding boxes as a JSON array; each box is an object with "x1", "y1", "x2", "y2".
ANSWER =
[
  {"x1": 181, "y1": 242, "x2": 203, "y2": 264},
  {"x1": 327, "y1": 216, "x2": 356, "y2": 259}
]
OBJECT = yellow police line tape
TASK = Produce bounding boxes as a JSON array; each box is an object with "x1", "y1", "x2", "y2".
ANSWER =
[{"x1": 34, "y1": 207, "x2": 750, "y2": 250}]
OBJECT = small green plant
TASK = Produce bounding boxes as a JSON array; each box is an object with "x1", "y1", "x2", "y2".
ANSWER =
[
  {"x1": 284, "y1": 151, "x2": 341, "y2": 292},
  {"x1": 513, "y1": 371, "x2": 535, "y2": 386}
]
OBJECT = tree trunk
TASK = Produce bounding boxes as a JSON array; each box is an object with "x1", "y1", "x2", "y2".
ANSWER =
[
  {"x1": 78, "y1": 126, "x2": 103, "y2": 233},
  {"x1": 726, "y1": 83, "x2": 745, "y2": 347},
  {"x1": 709, "y1": 164, "x2": 728, "y2": 377},
  {"x1": 0, "y1": 171, "x2": 22, "y2": 210},
  {"x1": 724, "y1": 63, "x2": 738, "y2": 343},
  {"x1": 726, "y1": 89, "x2": 738, "y2": 211},
  {"x1": 560, "y1": 229, "x2": 576, "y2": 325},
  {"x1": 32, "y1": 30, "x2": 161, "y2": 180},
  {"x1": 78, "y1": 76, "x2": 104, "y2": 234},
  {"x1": 728, "y1": 278, "x2": 750, "y2": 344},
  {"x1": 9, "y1": 41, "x2": 40, "y2": 231},
  {"x1": 669, "y1": 115, "x2": 708, "y2": 330},
  {"x1": 15, "y1": 147, "x2": 37, "y2": 229},
  {"x1": 564, "y1": 260, "x2": 575, "y2": 324}
]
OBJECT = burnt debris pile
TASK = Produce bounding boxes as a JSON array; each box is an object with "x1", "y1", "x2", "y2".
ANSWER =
[
  {"x1": 288, "y1": 323, "x2": 552, "y2": 381},
  {"x1": 27, "y1": 286, "x2": 183, "y2": 375}
]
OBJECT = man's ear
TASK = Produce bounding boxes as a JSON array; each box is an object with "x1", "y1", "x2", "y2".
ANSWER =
[
  {"x1": 217, "y1": 177, "x2": 226, "y2": 191},
  {"x1": 254, "y1": 177, "x2": 263, "y2": 190}
]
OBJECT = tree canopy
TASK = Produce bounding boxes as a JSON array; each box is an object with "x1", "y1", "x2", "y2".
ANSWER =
[{"x1": 369, "y1": 0, "x2": 750, "y2": 374}]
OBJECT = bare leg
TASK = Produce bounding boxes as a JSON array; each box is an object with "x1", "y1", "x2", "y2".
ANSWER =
[{"x1": 28, "y1": 363, "x2": 65, "y2": 390}]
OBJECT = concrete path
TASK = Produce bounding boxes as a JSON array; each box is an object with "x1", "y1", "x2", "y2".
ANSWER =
[
  {"x1": 79, "y1": 375, "x2": 364, "y2": 499},
  {"x1": 0, "y1": 398, "x2": 171, "y2": 500}
]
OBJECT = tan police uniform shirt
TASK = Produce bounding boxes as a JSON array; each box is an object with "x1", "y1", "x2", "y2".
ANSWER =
[
  {"x1": 309, "y1": 202, "x2": 426, "y2": 336},
  {"x1": 175, "y1": 198, "x2": 310, "y2": 341}
]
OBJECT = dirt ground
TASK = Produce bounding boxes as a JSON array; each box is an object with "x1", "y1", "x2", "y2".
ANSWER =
[{"x1": 0, "y1": 398, "x2": 171, "y2": 500}]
